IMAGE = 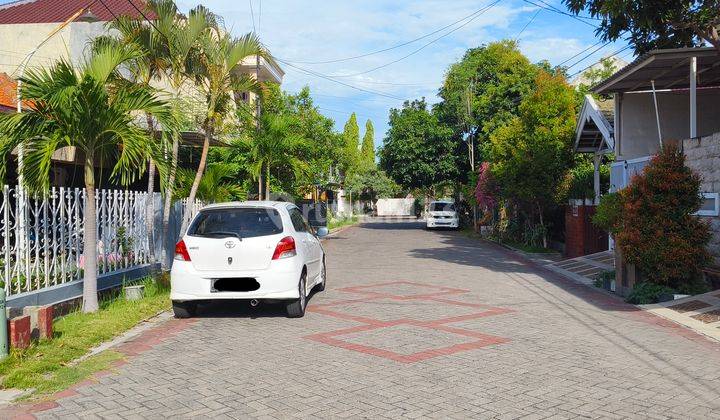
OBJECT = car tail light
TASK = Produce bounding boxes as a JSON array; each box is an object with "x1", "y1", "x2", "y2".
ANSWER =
[
  {"x1": 272, "y1": 236, "x2": 296, "y2": 260},
  {"x1": 174, "y1": 239, "x2": 191, "y2": 261}
]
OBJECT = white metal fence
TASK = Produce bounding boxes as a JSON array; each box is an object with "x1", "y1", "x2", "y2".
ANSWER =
[{"x1": 0, "y1": 185, "x2": 200, "y2": 297}]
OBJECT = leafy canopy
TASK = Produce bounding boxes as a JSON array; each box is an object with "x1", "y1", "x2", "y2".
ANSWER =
[
  {"x1": 379, "y1": 99, "x2": 462, "y2": 191},
  {"x1": 436, "y1": 40, "x2": 538, "y2": 142},
  {"x1": 0, "y1": 43, "x2": 176, "y2": 191},
  {"x1": 488, "y1": 70, "x2": 578, "y2": 210},
  {"x1": 360, "y1": 119, "x2": 376, "y2": 169},
  {"x1": 563, "y1": 0, "x2": 720, "y2": 54}
]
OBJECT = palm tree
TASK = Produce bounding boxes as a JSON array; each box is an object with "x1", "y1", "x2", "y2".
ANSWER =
[
  {"x1": 246, "y1": 113, "x2": 309, "y2": 199},
  {"x1": 0, "y1": 44, "x2": 176, "y2": 313},
  {"x1": 144, "y1": 0, "x2": 213, "y2": 269},
  {"x1": 176, "y1": 163, "x2": 246, "y2": 203},
  {"x1": 95, "y1": 13, "x2": 169, "y2": 262},
  {"x1": 179, "y1": 30, "x2": 264, "y2": 232}
]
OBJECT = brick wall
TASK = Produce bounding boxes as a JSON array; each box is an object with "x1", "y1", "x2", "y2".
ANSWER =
[{"x1": 683, "y1": 132, "x2": 720, "y2": 264}]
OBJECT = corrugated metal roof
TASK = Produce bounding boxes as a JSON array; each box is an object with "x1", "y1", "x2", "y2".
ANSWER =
[
  {"x1": 0, "y1": 0, "x2": 154, "y2": 24},
  {"x1": 592, "y1": 47, "x2": 720, "y2": 94}
]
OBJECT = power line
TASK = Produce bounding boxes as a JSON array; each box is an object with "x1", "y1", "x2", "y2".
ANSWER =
[
  {"x1": 556, "y1": 39, "x2": 608, "y2": 67},
  {"x1": 328, "y1": 0, "x2": 500, "y2": 78},
  {"x1": 568, "y1": 45, "x2": 632, "y2": 78},
  {"x1": 520, "y1": 0, "x2": 598, "y2": 28},
  {"x1": 535, "y1": 0, "x2": 600, "y2": 21},
  {"x1": 514, "y1": 9, "x2": 541, "y2": 41},
  {"x1": 277, "y1": 60, "x2": 404, "y2": 100},
  {"x1": 564, "y1": 40, "x2": 615, "y2": 70},
  {"x1": 280, "y1": 2, "x2": 499, "y2": 65},
  {"x1": 248, "y1": 0, "x2": 256, "y2": 33},
  {"x1": 97, "y1": 0, "x2": 120, "y2": 21}
]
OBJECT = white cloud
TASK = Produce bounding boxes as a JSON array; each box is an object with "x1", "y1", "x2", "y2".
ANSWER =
[{"x1": 176, "y1": 1, "x2": 605, "y2": 146}]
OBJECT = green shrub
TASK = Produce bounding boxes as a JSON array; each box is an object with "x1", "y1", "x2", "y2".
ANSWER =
[
  {"x1": 564, "y1": 160, "x2": 610, "y2": 201},
  {"x1": 626, "y1": 282, "x2": 676, "y2": 304},
  {"x1": 592, "y1": 192, "x2": 622, "y2": 234},
  {"x1": 614, "y1": 146, "x2": 711, "y2": 290}
]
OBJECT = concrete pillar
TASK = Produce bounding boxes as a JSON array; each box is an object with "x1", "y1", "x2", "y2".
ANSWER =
[
  {"x1": 593, "y1": 153, "x2": 601, "y2": 204},
  {"x1": 690, "y1": 56, "x2": 697, "y2": 138}
]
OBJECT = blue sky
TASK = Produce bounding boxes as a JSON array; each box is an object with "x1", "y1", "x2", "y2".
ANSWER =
[
  {"x1": 174, "y1": 0, "x2": 629, "y2": 149},
  {"x1": 2, "y1": 0, "x2": 631, "y2": 149}
]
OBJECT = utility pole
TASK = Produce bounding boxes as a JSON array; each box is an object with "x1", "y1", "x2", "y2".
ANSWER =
[
  {"x1": 464, "y1": 83, "x2": 478, "y2": 232},
  {"x1": 256, "y1": 53, "x2": 263, "y2": 200}
]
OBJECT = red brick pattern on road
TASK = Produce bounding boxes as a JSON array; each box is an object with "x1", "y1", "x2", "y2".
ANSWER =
[
  {"x1": 5, "y1": 220, "x2": 720, "y2": 419},
  {"x1": 306, "y1": 281, "x2": 513, "y2": 363}
]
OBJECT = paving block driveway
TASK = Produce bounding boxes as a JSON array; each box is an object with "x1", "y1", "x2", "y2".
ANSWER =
[{"x1": 30, "y1": 221, "x2": 720, "y2": 418}]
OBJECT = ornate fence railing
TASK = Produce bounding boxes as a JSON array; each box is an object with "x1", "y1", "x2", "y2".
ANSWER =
[{"x1": 0, "y1": 185, "x2": 201, "y2": 297}]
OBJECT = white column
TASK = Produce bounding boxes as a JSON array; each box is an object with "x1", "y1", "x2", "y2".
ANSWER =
[
  {"x1": 593, "y1": 153, "x2": 601, "y2": 205},
  {"x1": 690, "y1": 56, "x2": 697, "y2": 138}
]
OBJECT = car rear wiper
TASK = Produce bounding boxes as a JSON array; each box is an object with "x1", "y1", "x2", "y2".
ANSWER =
[{"x1": 197, "y1": 231, "x2": 243, "y2": 240}]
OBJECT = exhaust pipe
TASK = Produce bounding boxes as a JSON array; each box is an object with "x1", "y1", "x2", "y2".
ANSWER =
[{"x1": 250, "y1": 299, "x2": 259, "y2": 307}]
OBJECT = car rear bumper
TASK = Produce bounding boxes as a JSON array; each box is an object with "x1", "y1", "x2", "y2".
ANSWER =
[{"x1": 170, "y1": 259, "x2": 303, "y2": 301}]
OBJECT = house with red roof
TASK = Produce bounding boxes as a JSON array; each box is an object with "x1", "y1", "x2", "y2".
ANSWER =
[
  {"x1": 0, "y1": 0, "x2": 283, "y2": 191},
  {"x1": 0, "y1": 0, "x2": 152, "y2": 76}
]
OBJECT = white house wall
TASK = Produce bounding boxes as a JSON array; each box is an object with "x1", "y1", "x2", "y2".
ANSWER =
[
  {"x1": 619, "y1": 91, "x2": 720, "y2": 161},
  {"x1": 0, "y1": 22, "x2": 108, "y2": 75}
]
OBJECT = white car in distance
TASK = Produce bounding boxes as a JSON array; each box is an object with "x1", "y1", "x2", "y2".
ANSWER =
[
  {"x1": 426, "y1": 200, "x2": 459, "y2": 229},
  {"x1": 171, "y1": 202, "x2": 328, "y2": 318}
]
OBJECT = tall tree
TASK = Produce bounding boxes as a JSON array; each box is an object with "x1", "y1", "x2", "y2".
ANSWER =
[
  {"x1": 360, "y1": 119, "x2": 375, "y2": 168},
  {"x1": 144, "y1": 0, "x2": 212, "y2": 269},
  {"x1": 181, "y1": 30, "x2": 264, "y2": 232},
  {"x1": 436, "y1": 41, "x2": 538, "y2": 146},
  {"x1": 563, "y1": 0, "x2": 720, "y2": 54},
  {"x1": 379, "y1": 99, "x2": 462, "y2": 192},
  {"x1": 488, "y1": 70, "x2": 578, "y2": 247},
  {"x1": 341, "y1": 113, "x2": 360, "y2": 176},
  {"x1": 97, "y1": 11, "x2": 169, "y2": 264},
  {"x1": 0, "y1": 44, "x2": 176, "y2": 312},
  {"x1": 243, "y1": 113, "x2": 308, "y2": 199}
]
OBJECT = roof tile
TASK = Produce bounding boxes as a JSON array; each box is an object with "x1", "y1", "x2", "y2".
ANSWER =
[{"x1": 0, "y1": 0, "x2": 154, "y2": 25}]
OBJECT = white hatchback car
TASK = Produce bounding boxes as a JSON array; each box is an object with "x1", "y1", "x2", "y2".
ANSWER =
[
  {"x1": 426, "y1": 201, "x2": 459, "y2": 229},
  {"x1": 171, "y1": 201, "x2": 328, "y2": 318}
]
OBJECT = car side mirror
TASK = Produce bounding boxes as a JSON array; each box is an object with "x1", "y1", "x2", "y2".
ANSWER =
[{"x1": 315, "y1": 226, "x2": 329, "y2": 238}]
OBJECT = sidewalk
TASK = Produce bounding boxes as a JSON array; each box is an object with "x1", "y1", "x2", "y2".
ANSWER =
[{"x1": 544, "y1": 251, "x2": 720, "y2": 343}]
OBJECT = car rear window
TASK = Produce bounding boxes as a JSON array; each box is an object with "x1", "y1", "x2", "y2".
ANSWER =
[
  {"x1": 429, "y1": 202, "x2": 455, "y2": 212},
  {"x1": 188, "y1": 208, "x2": 283, "y2": 239}
]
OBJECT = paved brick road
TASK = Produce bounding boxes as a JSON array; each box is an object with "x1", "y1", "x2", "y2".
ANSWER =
[{"x1": 29, "y1": 221, "x2": 720, "y2": 418}]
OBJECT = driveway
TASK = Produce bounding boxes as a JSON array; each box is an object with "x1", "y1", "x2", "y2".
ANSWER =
[{"x1": 27, "y1": 220, "x2": 720, "y2": 418}]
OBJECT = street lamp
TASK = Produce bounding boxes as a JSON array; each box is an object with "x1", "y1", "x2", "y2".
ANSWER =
[{"x1": 15, "y1": 7, "x2": 99, "y2": 280}]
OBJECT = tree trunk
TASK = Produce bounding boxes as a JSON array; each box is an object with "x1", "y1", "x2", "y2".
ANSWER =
[
  {"x1": 181, "y1": 131, "x2": 210, "y2": 234},
  {"x1": 145, "y1": 114, "x2": 156, "y2": 265},
  {"x1": 265, "y1": 163, "x2": 270, "y2": 200},
  {"x1": 537, "y1": 202, "x2": 547, "y2": 249},
  {"x1": 161, "y1": 136, "x2": 179, "y2": 270},
  {"x1": 257, "y1": 168, "x2": 263, "y2": 200},
  {"x1": 82, "y1": 152, "x2": 99, "y2": 313},
  {"x1": 146, "y1": 160, "x2": 156, "y2": 263}
]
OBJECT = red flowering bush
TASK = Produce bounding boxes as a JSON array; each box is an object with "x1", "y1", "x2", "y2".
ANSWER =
[
  {"x1": 475, "y1": 162, "x2": 499, "y2": 210},
  {"x1": 615, "y1": 145, "x2": 711, "y2": 289}
]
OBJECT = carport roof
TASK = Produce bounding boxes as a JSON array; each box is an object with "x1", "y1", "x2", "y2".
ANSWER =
[{"x1": 592, "y1": 47, "x2": 720, "y2": 94}]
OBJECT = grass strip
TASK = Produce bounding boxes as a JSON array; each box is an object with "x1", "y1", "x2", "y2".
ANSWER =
[{"x1": 0, "y1": 277, "x2": 170, "y2": 398}]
